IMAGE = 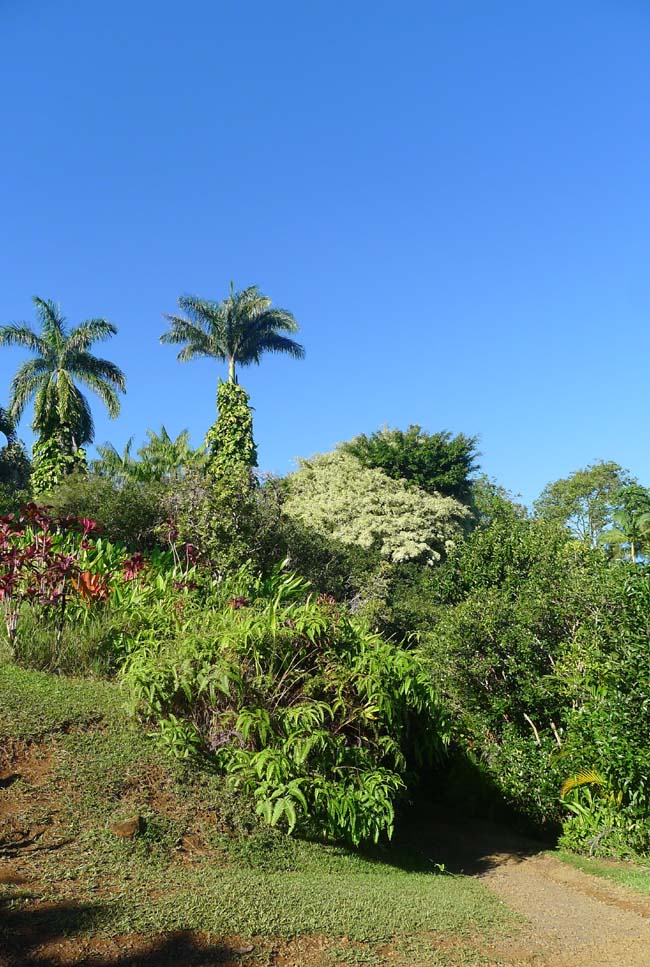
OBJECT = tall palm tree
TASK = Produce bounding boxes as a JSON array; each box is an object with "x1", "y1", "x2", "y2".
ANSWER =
[
  {"x1": 0, "y1": 297, "x2": 126, "y2": 452},
  {"x1": 160, "y1": 283, "x2": 304, "y2": 384}
]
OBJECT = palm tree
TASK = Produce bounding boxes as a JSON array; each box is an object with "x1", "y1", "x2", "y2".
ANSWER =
[
  {"x1": 136, "y1": 426, "x2": 206, "y2": 481},
  {"x1": 160, "y1": 283, "x2": 304, "y2": 384},
  {"x1": 599, "y1": 507, "x2": 650, "y2": 563},
  {"x1": 93, "y1": 437, "x2": 138, "y2": 484},
  {"x1": 95, "y1": 427, "x2": 206, "y2": 484},
  {"x1": 599, "y1": 484, "x2": 650, "y2": 564},
  {"x1": 0, "y1": 297, "x2": 126, "y2": 452}
]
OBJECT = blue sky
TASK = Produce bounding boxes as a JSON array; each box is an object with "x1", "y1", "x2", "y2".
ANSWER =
[{"x1": 1, "y1": 0, "x2": 649, "y2": 506}]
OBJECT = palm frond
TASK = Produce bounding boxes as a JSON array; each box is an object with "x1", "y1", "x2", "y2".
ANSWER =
[
  {"x1": 33, "y1": 297, "x2": 66, "y2": 345},
  {"x1": 175, "y1": 295, "x2": 223, "y2": 330},
  {"x1": 75, "y1": 370, "x2": 121, "y2": 419},
  {"x1": 254, "y1": 306, "x2": 300, "y2": 333},
  {"x1": 55, "y1": 372, "x2": 94, "y2": 444},
  {"x1": 160, "y1": 315, "x2": 219, "y2": 359},
  {"x1": 66, "y1": 318, "x2": 118, "y2": 353},
  {"x1": 251, "y1": 332, "x2": 305, "y2": 360},
  {"x1": 68, "y1": 352, "x2": 127, "y2": 393},
  {"x1": 561, "y1": 769, "x2": 606, "y2": 798},
  {"x1": 32, "y1": 376, "x2": 59, "y2": 433},
  {"x1": 0, "y1": 324, "x2": 49, "y2": 356},
  {"x1": 8, "y1": 362, "x2": 50, "y2": 423}
]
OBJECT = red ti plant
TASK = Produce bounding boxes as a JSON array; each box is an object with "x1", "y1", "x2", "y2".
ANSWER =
[{"x1": 0, "y1": 505, "x2": 92, "y2": 646}]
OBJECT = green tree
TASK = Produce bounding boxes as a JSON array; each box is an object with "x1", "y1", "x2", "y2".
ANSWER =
[
  {"x1": 0, "y1": 297, "x2": 126, "y2": 490},
  {"x1": 342, "y1": 425, "x2": 479, "y2": 504},
  {"x1": 599, "y1": 484, "x2": 650, "y2": 563},
  {"x1": 533, "y1": 461, "x2": 632, "y2": 546},
  {"x1": 167, "y1": 383, "x2": 260, "y2": 574},
  {"x1": 284, "y1": 451, "x2": 468, "y2": 564},
  {"x1": 425, "y1": 516, "x2": 608, "y2": 828},
  {"x1": 160, "y1": 283, "x2": 304, "y2": 384}
]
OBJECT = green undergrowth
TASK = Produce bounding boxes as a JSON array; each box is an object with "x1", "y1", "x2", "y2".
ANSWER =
[
  {"x1": 0, "y1": 662, "x2": 512, "y2": 950},
  {"x1": 557, "y1": 850, "x2": 650, "y2": 895}
]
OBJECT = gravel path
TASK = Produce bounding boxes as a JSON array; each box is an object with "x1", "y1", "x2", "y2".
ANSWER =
[{"x1": 409, "y1": 815, "x2": 650, "y2": 966}]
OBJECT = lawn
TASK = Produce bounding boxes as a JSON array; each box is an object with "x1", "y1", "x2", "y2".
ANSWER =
[{"x1": 0, "y1": 663, "x2": 512, "y2": 966}]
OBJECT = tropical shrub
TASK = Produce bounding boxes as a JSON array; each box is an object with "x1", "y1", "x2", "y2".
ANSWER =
[
  {"x1": 284, "y1": 451, "x2": 468, "y2": 564},
  {"x1": 424, "y1": 517, "x2": 607, "y2": 830},
  {"x1": 556, "y1": 567, "x2": 650, "y2": 855},
  {"x1": 423, "y1": 511, "x2": 650, "y2": 855},
  {"x1": 122, "y1": 566, "x2": 451, "y2": 845},
  {"x1": 0, "y1": 502, "x2": 197, "y2": 675}
]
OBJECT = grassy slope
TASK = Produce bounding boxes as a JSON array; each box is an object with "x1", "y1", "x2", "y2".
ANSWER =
[
  {"x1": 0, "y1": 663, "x2": 511, "y2": 964},
  {"x1": 557, "y1": 851, "x2": 650, "y2": 895}
]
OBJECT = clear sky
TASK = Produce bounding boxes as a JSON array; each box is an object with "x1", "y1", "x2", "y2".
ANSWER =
[{"x1": 1, "y1": 0, "x2": 649, "y2": 506}]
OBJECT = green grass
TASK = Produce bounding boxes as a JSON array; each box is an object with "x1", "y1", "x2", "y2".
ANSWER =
[
  {"x1": 0, "y1": 661, "x2": 513, "y2": 960},
  {"x1": 557, "y1": 850, "x2": 650, "y2": 895},
  {"x1": 0, "y1": 662, "x2": 122, "y2": 739}
]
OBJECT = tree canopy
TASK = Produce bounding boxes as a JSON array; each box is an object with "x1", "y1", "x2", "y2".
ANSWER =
[
  {"x1": 0, "y1": 297, "x2": 125, "y2": 449},
  {"x1": 284, "y1": 451, "x2": 468, "y2": 564},
  {"x1": 160, "y1": 283, "x2": 304, "y2": 384},
  {"x1": 533, "y1": 461, "x2": 632, "y2": 546},
  {"x1": 341, "y1": 425, "x2": 479, "y2": 504}
]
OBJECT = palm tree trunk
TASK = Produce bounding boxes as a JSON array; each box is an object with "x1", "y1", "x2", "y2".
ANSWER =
[{"x1": 228, "y1": 357, "x2": 236, "y2": 383}]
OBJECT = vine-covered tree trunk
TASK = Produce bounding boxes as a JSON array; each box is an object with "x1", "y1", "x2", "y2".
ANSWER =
[{"x1": 205, "y1": 380, "x2": 258, "y2": 474}]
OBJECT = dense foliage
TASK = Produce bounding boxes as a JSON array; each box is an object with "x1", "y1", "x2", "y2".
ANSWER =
[
  {"x1": 2, "y1": 287, "x2": 648, "y2": 860},
  {"x1": 123, "y1": 566, "x2": 450, "y2": 845},
  {"x1": 342, "y1": 425, "x2": 479, "y2": 504},
  {"x1": 205, "y1": 380, "x2": 258, "y2": 471},
  {"x1": 424, "y1": 512, "x2": 650, "y2": 854},
  {"x1": 285, "y1": 451, "x2": 468, "y2": 564}
]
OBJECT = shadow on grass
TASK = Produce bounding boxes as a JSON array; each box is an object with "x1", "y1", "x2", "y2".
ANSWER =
[
  {"x1": 388, "y1": 803, "x2": 548, "y2": 875},
  {"x1": 352, "y1": 754, "x2": 553, "y2": 877},
  {"x1": 0, "y1": 897, "x2": 253, "y2": 966}
]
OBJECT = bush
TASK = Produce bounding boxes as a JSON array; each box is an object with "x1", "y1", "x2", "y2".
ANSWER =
[
  {"x1": 556, "y1": 568, "x2": 650, "y2": 855},
  {"x1": 0, "y1": 503, "x2": 194, "y2": 677},
  {"x1": 122, "y1": 565, "x2": 451, "y2": 845},
  {"x1": 424, "y1": 517, "x2": 608, "y2": 831},
  {"x1": 44, "y1": 474, "x2": 168, "y2": 550},
  {"x1": 424, "y1": 513, "x2": 650, "y2": 856}
]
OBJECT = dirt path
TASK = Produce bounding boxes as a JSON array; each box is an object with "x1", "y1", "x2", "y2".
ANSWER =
[
  {"x1": 404, "y1": 814, "x2": 650, "y2": 966},
  {"x1": 481, "y1": 850, "x2": 650, "y2": 966}
]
